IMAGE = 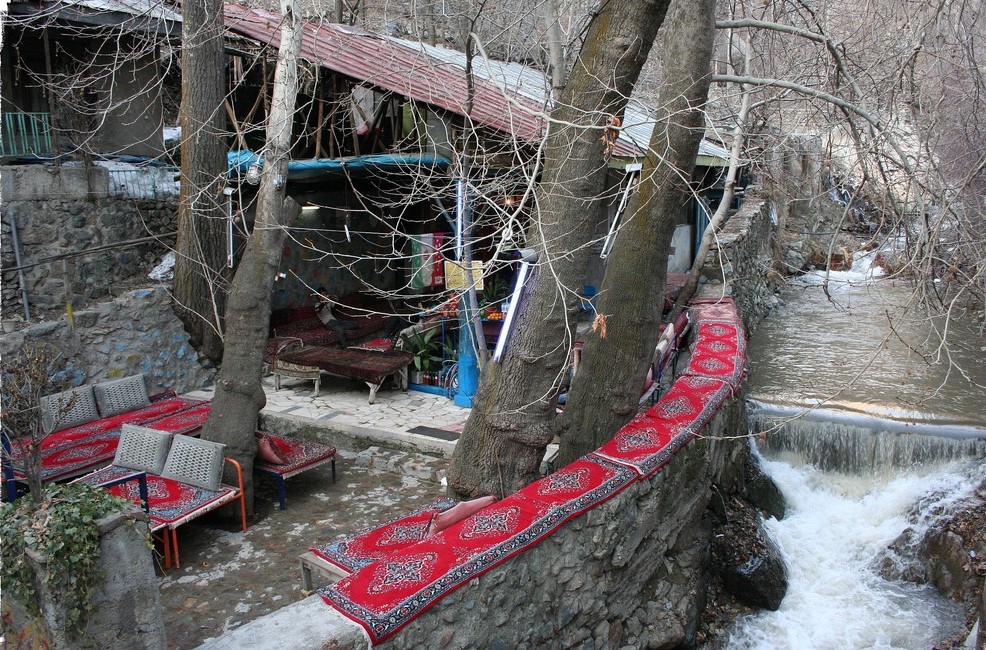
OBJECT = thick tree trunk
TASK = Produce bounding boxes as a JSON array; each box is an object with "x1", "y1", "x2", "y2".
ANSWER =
[
  {"x1": 174, "y1": 0, "x2": 229, "y2": 362},
  {"x1": 447, "y1": 0, "x2": 673, "y2": 499},
  {"x1": 556, "y1": 0, "x2": 717, "y2": 466},
  {"x1": 200, "y1": 0, "x2": 303, "y2": 513}
]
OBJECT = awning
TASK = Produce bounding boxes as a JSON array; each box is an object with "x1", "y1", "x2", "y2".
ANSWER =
[{"x1": 227, "y1": 150, "x2": 451, "y2": 182}]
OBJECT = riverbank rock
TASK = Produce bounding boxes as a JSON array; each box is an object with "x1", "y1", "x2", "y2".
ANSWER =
[
  {"x1": 880, "y1": 472, "x2": 986, "y2": 650},
  {"x1": 741, "y1": 454, "x2": 786, "y2": 520},
  {"x1": 711, "y1": 497, "x2": 788, "y2": 611}
]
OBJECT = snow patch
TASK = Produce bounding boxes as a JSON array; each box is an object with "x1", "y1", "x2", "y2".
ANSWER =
[{"x1": 149, "y1": 251, "x2": 175, "y2": 280}]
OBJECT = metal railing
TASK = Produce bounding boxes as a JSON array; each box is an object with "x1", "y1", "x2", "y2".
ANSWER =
[
  {"x1": 106, "y1": 166, "x2": 180, "y2": 199},
  {"x1": 1, "y1": 112, "x2": 53, "y2": 157}
]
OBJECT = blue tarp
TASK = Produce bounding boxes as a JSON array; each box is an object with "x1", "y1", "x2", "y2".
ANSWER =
[{"x1": 227, "y1": 150, "x2": 451, "y2": 181}]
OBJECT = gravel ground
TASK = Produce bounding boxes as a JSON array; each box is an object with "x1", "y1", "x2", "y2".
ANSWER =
[{"x1": 157, "y1": 447, "x2": 449, "y2": 649}]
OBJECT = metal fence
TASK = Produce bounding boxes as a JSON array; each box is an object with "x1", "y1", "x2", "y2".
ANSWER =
[
  {"x1": 1, "y1": 112, "x2": 53, "y2": 157},
  {"x1": 105, "y1": 167, "x2": 180, "y2": 200}
]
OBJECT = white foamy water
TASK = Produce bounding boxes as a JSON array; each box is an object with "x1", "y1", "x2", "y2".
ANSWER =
[{"x1": 722, "y1": 457, "x2": 977, "y2": 649}]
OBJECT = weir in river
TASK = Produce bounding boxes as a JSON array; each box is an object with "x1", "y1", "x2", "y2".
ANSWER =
[{"x1": 724, "y1": 252, "x2": 986, "y2": 649}]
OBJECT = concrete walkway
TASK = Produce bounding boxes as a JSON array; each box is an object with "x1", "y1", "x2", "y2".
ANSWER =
[{"x1": 183, "y1": 373, "x2": 471, "y2": 457}]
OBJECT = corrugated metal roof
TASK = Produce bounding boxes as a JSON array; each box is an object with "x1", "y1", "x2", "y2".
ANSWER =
[
  {"x1": 7, "y1": 0, "x2": 182, "y2": 30},
  {"x1": 73, "y1": 0, "x2": 182, "y2": 22},
  {"x1": 224, "y1": 4, "x2": 547, "y2": 143},
  {"x1": 223, "y1": 4, "x2": 727, "y2": 162}
]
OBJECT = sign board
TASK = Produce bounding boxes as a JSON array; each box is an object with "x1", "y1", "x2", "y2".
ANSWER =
[{"x1": 444, "y1": 261, "x2": 485, "y2": 291}]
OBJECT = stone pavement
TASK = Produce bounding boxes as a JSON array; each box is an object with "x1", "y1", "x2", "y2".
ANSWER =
[
  {"x1": 158, "y1": 446, "x2": 450, "y2": 648},
  {"x1": 183, "y1": 373, "x2": 471, "y2": 457},
  {"x1": 158, "y1": 375, "x2": 467, "y2": 648}
]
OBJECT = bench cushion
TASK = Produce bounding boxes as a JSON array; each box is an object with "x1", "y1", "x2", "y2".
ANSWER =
[
  {"x1": 114, "y1": 424, "x2": 173, "y2": 475},
  {"x1": 40, "y1": 385, "x2": 99, "y2": 434},
  {"x1": 161, "y1": 435, "x2": 225, "y2": 491},
  {"x1": 94, "y1": 374, "x2": 151, "y2": 417}
]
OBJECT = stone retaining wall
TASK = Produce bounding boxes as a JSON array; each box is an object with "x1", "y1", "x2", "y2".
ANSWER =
[
  {"x1": 3, "y1": 510, "x2": 166, "y2": 649},
  {"x1": 697, "y1": 192, "x2": 779, "y2": 328},
  {"x1": 385, "y1": 400, "x2": 748, "y2": 650},
  {"x1": 1, "y1": 165, "x2": 175, "y2": 317},
  {"x1": 198, "y1": 398, "x2": 751, "y2": 650},
  {"x1": 0, "y1": 285, "x2": 213, "y2": 394}
]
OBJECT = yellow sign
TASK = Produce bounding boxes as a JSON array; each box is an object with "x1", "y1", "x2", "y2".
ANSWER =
[{"x1": 444, "y1": 261, "x2": 485, "y2": 291}]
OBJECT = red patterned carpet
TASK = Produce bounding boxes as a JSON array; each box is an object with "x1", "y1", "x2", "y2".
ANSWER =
[
  {"x1": 11, "y1": 397, "x2": 210, "y2": 482},
  {"x1": 317, "y1": 298, "x2": 746, "y2": 645},
  {"x1": 321, "y1": 456, "x2": 636, "y2": 643},
  {"x1": 76, "y1": 464, "x2": 237, "y2": 530}
]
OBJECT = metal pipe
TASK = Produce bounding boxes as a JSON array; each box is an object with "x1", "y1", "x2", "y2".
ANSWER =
[
  {"x1": 224, "y1": 187, "x2": 235, "y2": 268},
  {"x1": 7, "y1": 216, "x2": 32, "y2": 321},
  {"x1": 601, "y1": 164, "x2": 641, "y2": 259}
]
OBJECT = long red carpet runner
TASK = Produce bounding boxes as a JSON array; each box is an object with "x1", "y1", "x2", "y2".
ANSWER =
[{"x1": 319, "y1": 298, "x2": 747, "y2": 643}]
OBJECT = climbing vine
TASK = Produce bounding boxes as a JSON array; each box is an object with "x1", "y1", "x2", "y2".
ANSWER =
[{"x1": 0, "y1": 482, "x2": 134, "y2": 641}]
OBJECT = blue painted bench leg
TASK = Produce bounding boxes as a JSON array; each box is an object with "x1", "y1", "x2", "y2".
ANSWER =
[
  {"x1": 276, "y1": 477, "x2": 288, "y2": 511},
  {"x1": 271, "y1": 457, "x2": 337, "y2": 511},
  {"x1": 2, "y1": 430, "x2": 19, "y2": 502}
]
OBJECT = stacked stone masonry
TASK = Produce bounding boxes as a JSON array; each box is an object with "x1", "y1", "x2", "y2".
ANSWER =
[
  {"x1": 381, "y1": 401, "x2": 747, "y2": 650},
  {"x1": 698, "y1": 193, "x2": 779, "y2": 328},
  {"x1": 1, "y1": 165, "x2": 175, "y2": 316},
  {"x1": 0, "y1": 285, "x2": 214, "y2": 395}
]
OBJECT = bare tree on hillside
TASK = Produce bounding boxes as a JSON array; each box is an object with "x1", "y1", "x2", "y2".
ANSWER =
[{"x1": 709, "y1": 0, "x2": 986, "y2": 361}]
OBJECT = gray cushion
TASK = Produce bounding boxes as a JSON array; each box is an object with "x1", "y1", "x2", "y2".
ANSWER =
[
  {"x1": 40, "y1": 386, "x2": 99, "y2": 433},
  {"x1": 160, "y1": 435, "x2": 226, "y2": 492},
  {"x1": 93, "y1": 374, "x2": 150, "y2": 418},
  {"x1": 114, "y1": 424, "x2": 173, "y2": 475}
]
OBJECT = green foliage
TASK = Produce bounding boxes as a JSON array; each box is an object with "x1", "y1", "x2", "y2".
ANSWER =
[
  {"x1": 401, "y1": 327, "x2": 443, "y2": 372},
  {"x1": 480, "y1": 275, "x2": 509, "y2": 306},
  {"x1": 0, "y1": 483, "x2": 134, "y2": 640}
]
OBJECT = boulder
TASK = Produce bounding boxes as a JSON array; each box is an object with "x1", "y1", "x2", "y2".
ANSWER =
[
  {"x1": 712, "y1": 499, "x2": 788, "y2": 611},
  {"x1": 742, "y1": 454, "x2": 786, "y2": 520}
]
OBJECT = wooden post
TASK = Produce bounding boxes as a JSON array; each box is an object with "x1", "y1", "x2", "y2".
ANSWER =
[
  {"x1": 225, "y1": 101, "x2": 249, "y2": 149},
  {"x1": 314, "y1": 98, "x2": 325, "y2": 158}
]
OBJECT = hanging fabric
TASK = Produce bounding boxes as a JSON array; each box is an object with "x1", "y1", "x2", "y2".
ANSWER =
[{"x1": 410, "y1": 233, "x2": 445, "y2": 289}]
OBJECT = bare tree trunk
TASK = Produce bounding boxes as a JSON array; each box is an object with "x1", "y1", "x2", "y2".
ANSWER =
[
  {"x1": 447, "y1": 0, "x2": 673, "y2": 499},
  {"x1": 555, "y1": 0, "x2": 717, "y2": 466},
  {"x1": 543, "y1": 0, "x2": 566, "y2": 97},
  {"x1": 174, "y1": 0, "x2": 229, "y2": 362},
  {"x1": 668, "y1": 28, "x2": 754, "y2": 323},
  {"x1": 200, "y1": 0, "x2": 303, "y2": 513}
]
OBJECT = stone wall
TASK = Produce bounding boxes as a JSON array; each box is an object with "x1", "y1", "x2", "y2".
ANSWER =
[
  {"x1": 88, "y1": 512, "x2": 168, "y2": 648},
  {"x1": 697, "y1": 192, "x2": 780, "y2": 329},
  {"x1": 2, "y1": 511, "x2": 167, "y2": 649},
  {"x1": 0, "y1": 285, "x2": 214, "y2": 394},
  {"x1": 384, "y1": 400, "x2": 748, "y2": 650},
  {"x1": 1, "y1": 165, "x2": 175, "y2": 318},
  {"x1": 199, "y1": 398, "x2": 753, "y2": 650}
]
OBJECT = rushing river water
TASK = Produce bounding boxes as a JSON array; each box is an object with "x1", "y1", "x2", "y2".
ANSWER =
[
  {"x1": 721, "y1": 453, "x2": 979, "y2": 649},
  {"x1": 746, "y1": 258, "x2": 986, "y2": 433},
  {"x1": 725, "y1": 256, "x2": 986, "y2": 649}
]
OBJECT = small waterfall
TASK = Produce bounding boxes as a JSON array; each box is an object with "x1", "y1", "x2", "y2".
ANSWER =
[
  {"x1": 748, "y1": 399, "x2": 986, "y2": 475},
  {"x1": 721, "y1": 454, "x2": 981, "y2": 649}
]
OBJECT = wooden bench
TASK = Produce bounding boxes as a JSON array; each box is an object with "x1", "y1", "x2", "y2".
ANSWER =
[
  {"x1": 299, "y1": 550, "x2": 350, "y2": 590},
  {"x1": 253, "y1": 433, "x2": 337, "y2": 510},
  {"x1": 272, "y1": 346, "x2": 412, "y2": 403}
]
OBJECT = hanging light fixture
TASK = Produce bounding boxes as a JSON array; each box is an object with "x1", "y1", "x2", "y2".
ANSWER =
[{"x1": 245, "y1": 162, "x2": 262, "y2": 185}]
